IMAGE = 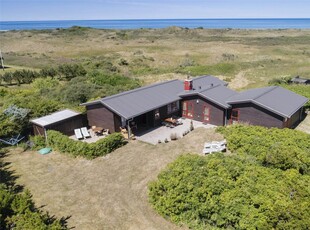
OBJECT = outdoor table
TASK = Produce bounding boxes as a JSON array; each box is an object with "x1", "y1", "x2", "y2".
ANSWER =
[{"x1": 165, "y1": 118, "x2": 177, "y2": 125}]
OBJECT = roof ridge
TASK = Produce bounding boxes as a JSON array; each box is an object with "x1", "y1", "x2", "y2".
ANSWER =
[
  {"x1": 252, "y1": 86, "x2": 278, "y2": 100},
  {"x1": 101, "y1": 79, "x2": 182, "y2": 101},
  {"x1": 192, "y1": 75, "x2": 212, "y2": 80},
  {"x1": 199, "y1": 83, "x2": 222, "y2": 93}
]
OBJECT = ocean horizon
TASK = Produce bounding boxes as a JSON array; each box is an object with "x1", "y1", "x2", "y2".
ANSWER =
[{"x1": 1, "y1": 18, "x2": 310, "y2": 31}]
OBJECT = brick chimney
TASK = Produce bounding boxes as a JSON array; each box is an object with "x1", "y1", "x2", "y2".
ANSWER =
[{"x1": 184, "y1": 79, "x2": 193, "y2": 91}]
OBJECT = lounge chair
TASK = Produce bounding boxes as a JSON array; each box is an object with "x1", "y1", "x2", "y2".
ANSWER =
[
  {"x1": 74, "y1": 128, "x2": 83, "y2": 140},
  {"x1": 81, "y1": 127, "x2": 91, "y2": 138}
]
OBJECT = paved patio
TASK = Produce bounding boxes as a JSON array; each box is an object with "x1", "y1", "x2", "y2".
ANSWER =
[{"x1": 135, "y1": 119, "x2": 216, "y2": 145}]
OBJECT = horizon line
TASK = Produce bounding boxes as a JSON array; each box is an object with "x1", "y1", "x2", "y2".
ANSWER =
[{"x1": 1, "y1": 17, "x2": 310, "y2": 23}]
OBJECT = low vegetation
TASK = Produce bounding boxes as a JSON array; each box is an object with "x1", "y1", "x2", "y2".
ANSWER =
[
  {"x1": 32, "y1": 130, "x2": 126, "y2": 159},
  {"x1": 0, "y1": 64, "x2": 141, "y2": 139},
  {"x1": 0, "y1": 149, "x2": 67, "y2": 229},
  {"x1": 149, "y1": 125, "x2": 310, "y2": 229}
]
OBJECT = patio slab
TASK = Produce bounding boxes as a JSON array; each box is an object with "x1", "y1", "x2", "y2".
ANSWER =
[{"x1": 135, "y1": 119, "x2": 216, "y2": 145}]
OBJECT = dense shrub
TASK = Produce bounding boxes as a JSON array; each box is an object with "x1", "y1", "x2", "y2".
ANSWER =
[
  {"x1": 58, "y1": 64, "x2": 87, "y2": 80},
  {"x1": 0, "y1": 70, "x2": 39, "y2": 85},
  {"x1": 0, "y1": 105, "x2": 30, "y2": 137},
  {"x1": 149, "y1": 154, "x2": 310, "y2": 230},
  {"x1": 217, "y1": 125, "x2": 310, "y2": 174},
  {"x1": 45, "y1": 130, "x2": 126, "y2": 159},
  {"x1": 0, "y1": 149, "x2": 67, "y2": 229}
]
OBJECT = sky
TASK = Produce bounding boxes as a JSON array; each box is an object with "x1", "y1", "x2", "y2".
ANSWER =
[{"x1": 1, "y1": 0, "x2": 309, "y2": 21}]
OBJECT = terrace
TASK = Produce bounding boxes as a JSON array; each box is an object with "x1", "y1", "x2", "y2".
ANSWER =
[{"x1": 135, "y1": 119, "x2": 216, "y2": 145}]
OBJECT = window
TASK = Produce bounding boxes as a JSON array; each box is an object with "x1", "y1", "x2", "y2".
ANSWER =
[
  {"x1": 231, "y1": 109, "x2": 239, "y2": 124},
  {"x1": 182, "y1": 101, "x2": 194, "y2": 118},
  {"x1": 154, "y1": 109, "x2": 160, "y2": 120},
  {"x1": 167, "y1": 101, "x2": 179, "y2": 114}
]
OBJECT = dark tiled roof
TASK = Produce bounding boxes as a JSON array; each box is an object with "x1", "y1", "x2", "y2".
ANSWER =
[
  {"x1": 81, "y1": 75, "x2": 228, "y2": 119},
  {"x1": 179, "y1": 84, "x2": 237, "y2": 108},
  {"x1": 227, "y1": 86, "x2": 309, "y2": 117},
  {"x1": 199, "y1": 85, "x2": 238, "y2": 108},
  {"x1": 191, "y1": 75, "x2": 228, "y2": 89},
  {"x1": 99, "y1": 79, "x2": 184, "y2": 119},
  {"x1": 291, "y1": 76, "x2": 310, "y2": 84}
]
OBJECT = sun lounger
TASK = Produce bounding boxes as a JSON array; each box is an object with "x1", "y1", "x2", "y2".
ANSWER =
[
  {"x1": 81, "y1": 127, "x2": 91, "y2": 138},
  {"x1": 74, "y1": 128, "x2": 83, "y2": 140}
]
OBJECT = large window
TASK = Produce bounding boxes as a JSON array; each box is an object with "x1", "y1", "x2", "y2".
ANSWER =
[
  {"x1": 167, "y1": 101, "x2": 179, "y2": 114},
  {"x1": 182, "y1": 101, "x2": 194, "y2": 118}
]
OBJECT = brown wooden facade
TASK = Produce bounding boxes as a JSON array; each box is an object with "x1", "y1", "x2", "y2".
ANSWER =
[
  {"x1": 181, "y1": 96, "x2": 226, "y2": 126},
  {"x1": 85, "y1": 98, "x2": 304, "y2": 132},
  {"x1": 86, "y1": 104, "x2": 121, "y2": 133},
  {"x1": 86, "y1": 102, "x2": 181, "y2": 133},
  {"x1": 228, "y1": 103, "x2": 286, "y2": 128},
  {"x1": 33, "y1": 114, "x2": 86, "y2": 136}
]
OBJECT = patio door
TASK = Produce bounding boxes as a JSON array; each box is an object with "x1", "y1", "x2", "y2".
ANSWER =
[
  {"x1": 203, "y1": 106, "x2": 210, "y2": 123},
  {"x1": 182, "y1": 101, "x2": 194, "y2": 118}
]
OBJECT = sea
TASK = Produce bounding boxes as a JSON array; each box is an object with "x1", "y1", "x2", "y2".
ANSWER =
[{"x1": 0, "y1": 18, "x2": 310, "y2": 31}]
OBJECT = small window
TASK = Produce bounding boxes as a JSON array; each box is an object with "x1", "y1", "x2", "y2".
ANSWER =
[
  {"x1": 155, "y1": 109, "x2": 160, "y2": 120},
  {"x1": 231, "y1": 109, "x2": 239, "y2": 123}
]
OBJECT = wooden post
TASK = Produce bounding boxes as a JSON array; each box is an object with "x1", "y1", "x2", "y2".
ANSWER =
[{"x1": 0, "y1": 50, "x2": 4, "y2": 71}]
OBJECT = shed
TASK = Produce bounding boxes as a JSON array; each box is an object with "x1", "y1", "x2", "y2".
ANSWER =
[
  {"x1": 290, "y1": 76, "x2": 310, "y2": 84},
  {"x1": 30, "y1": 109, "x2": 85, "y2": 136}
]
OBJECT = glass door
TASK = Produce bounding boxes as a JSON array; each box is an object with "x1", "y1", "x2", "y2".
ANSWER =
[{"x1": 182, "y1": 101, "x2": 194, "y2": 118}]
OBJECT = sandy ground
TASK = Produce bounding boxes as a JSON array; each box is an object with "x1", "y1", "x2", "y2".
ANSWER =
[
  {"x1": 296, "y1": 114, "x2": 310, "y2": 134},
  {"x1": 4, "y1": 128, "x2": 224, "y2": 230}
]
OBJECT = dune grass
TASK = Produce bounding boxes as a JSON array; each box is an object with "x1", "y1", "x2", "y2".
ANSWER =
[{"x1": 1, "y1": 27, "x2": 310, "y2": 89}]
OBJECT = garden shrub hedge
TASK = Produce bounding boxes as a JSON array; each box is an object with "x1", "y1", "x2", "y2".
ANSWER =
[
  {"x1": 149, "y1": 154, "x2": 310, "y2": 230},
  {"x1": 149, "y1": 125, "x2": 310, "y2": 229},
  {"x1": 217, "y1": 125, "x2": 310, "y2": 174},
  {"x1": 34, "y1": 130, "x2": 126, "y2": 159}
]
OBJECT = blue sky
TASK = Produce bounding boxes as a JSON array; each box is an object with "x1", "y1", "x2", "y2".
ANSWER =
[{"x1": 1, "y1": 0, "x2": 309, "y2": 21}]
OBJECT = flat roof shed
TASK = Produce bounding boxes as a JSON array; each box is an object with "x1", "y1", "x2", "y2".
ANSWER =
[{"x1": 30, "y1": 109, "x2": 85, "y2": 136}]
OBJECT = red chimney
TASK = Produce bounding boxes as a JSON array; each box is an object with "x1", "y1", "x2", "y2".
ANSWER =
[{"x1": 184, "y1": 79, "x2": 193, "y2": 91}]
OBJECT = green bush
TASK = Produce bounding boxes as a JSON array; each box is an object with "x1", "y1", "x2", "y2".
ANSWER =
[
  {"x1": 29, "y1": 135, "x2": 46, "y2": 150},
  {"x1": 217, "y1": 125, "x2": 310, "y2": 174},
  {"x1": 149, "y1": 154, "x2": 310, "y2": 230},
  {"x1": 46, "y1": 130, "x2": 126, "y2": 159}
]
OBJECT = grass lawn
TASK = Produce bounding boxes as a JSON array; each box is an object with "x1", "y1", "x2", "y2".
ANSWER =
[{"x1": 4, "y1": 128, "x2": 224, "y2": 229}]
